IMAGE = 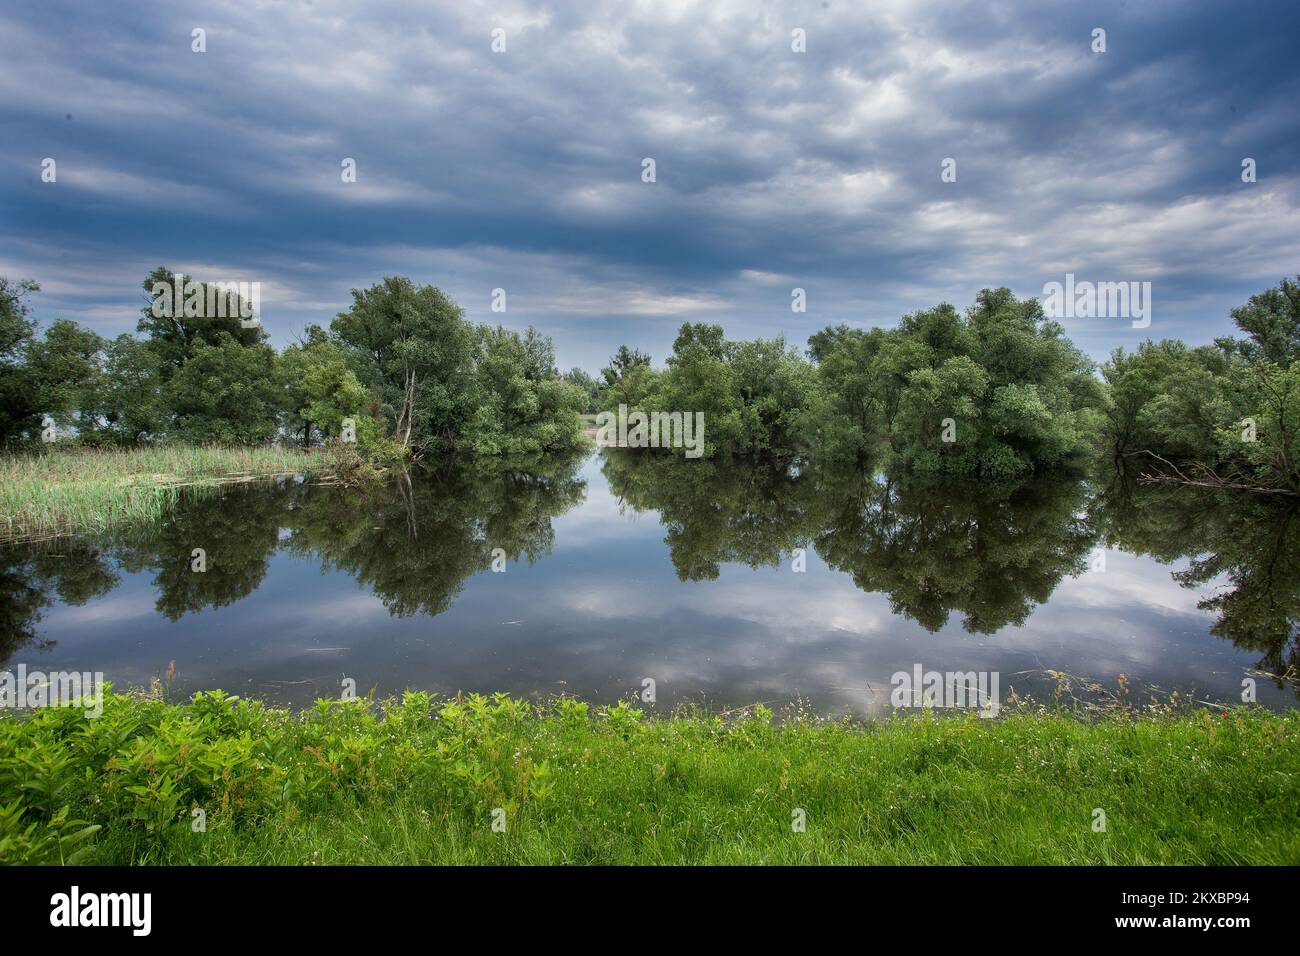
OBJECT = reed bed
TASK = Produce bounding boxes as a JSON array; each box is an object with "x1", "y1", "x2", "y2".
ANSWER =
[{"x1": 0, "y1": 445, "x2": 319, "y2": 542}]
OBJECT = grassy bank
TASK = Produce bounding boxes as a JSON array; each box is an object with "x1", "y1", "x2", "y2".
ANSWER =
[
  {"x1": 0, "y1": 445, "x2": 322, "y2": 542},
  {"x1": 2, "y1": 690, "x2": 1296, "y2": 865}
]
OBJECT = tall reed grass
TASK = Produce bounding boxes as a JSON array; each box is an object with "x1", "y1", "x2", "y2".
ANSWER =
[{"x1": 0, "y1": 445, "x2": 319, "y2": 542}]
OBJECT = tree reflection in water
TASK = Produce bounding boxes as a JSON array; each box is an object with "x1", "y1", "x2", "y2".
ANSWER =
[{"x1": 2, "y1": 449, "x2": 1296, "y2": 694}]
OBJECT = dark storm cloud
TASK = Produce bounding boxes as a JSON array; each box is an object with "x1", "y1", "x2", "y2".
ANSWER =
[{"x1": 2, "y1": 0, "x2": 1298, "y2": 370}]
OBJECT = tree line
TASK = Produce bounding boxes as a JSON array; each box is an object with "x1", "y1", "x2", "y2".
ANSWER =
[
  {"x1": 0, "y1": 270, "x2": 589, "y2": 458},
  {"x1": 594, "y1": 279, "x2": 1299, "y2": 491},
  {"x1": 3, "y1": 268, "x2": 1297, "y2": 491}
]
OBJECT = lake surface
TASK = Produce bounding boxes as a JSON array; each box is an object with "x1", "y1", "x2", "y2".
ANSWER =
[{"x1": 3, "y1": 449, "x2": 1297, "y2": 713}]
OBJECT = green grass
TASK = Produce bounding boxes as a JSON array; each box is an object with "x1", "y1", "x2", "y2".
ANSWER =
[
  {"x1": 0, "y1": 445, "x2": 321, "y2": 542},
  {"x1": 2, "y1": 690, "x2": 1296, "y2": 865}
]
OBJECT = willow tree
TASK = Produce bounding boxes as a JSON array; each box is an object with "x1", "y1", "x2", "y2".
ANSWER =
[{"x1": 331, "y1": 277, "x2": 477, "y2": 451}]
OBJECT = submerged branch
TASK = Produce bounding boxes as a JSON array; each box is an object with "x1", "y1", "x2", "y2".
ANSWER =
[{"x1": 1133, "y1": 450, "x2": 1300, "y2": 497}]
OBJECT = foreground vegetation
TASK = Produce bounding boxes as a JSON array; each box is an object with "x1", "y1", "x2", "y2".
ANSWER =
[
  {"x1": 0, "y1": 445, "x2": 321, "y2": 541},
  {"x1": 1, "y1": 690, "x2": 1296, "y2": 865}
]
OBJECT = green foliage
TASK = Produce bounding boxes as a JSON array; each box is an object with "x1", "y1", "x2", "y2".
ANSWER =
[
  {"x1": 88, "y1": 334, "x2": 168, "y2": 443},
  {"x1": 1, "y1": 690, "x2": 1296, "y2": 865},
  {"x1": 1102, "y1": 340, "x2": 1227, "y2": 458},
  {"x1": 562, "y1": 367, "x2": 602, "y2": 414},
  {"x1": 22, "y1": 320, "x2": 105, "y2": 431},
  {"x1": 331, "y1": 278, "x2": 584, "y2": 456},
  {"x1": 277, "y1": 328, "x2": 377, "y2": 447},
  {"x1": 729, "y1": 336, "x2": 818, "y2": 454},
  {"x1": 331, "y1": 277, "x2": 479, "y2": 450},
  {"x1": 1223, "y1": 276, "x2": 1300, "y2": 366},
  {"x1": 165, "y1": 335, "x2": 281, "y2": 444},
  {"x1": 795, "y1": 325, "x2": 895, "y2": 460},
  {"x1": 812, "y1": 289, "x2": 1103, "y2": 477},
  {"x1": 0, "y1": 278, "x2": 41, "y2": 444},
  {"x1": 600, "y1": 700, "x2": 645, "y2": 739},
  {"x1": 0, "y1": 272, "x2": 584, "y2": 458},
  {"x1": 600, "y1": 345, "x2": 657, "y2": 408},
  {"x1": 0, "y1": 280, "x2": 110, "y2": 445},
  {"x1": 1227, "y1": 362, "x2": 1300, "y2": 491},
  {"x1": 603, "y1": 325, "x2": 816, "y2": 458},
  {"x1": 599, "y1": 288, "x2": 1100, "y2": 474},
  {"x1": 0, "y1": 801, "x2": 100, "y2": 865},
  {"x1": 1102, "y1": 277, "x2": 1300, "y2": 492},
  {"x1": 3, "y1": 267, "x2": 1297, "y2": 493},
  {"x1": 652, "y1": 323, "x2": 746, "y2": 456},
  {"x1": 136, "y1": 267, "x2": 266, "y2": 371},
  {"x1": 468, "y1": 326, "x2": 586, "y2": 456}
]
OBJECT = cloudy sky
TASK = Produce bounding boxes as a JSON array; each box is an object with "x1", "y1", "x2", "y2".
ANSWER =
[{"x1": 2, "y1": 0, "x2": 1297, "y2": 372}]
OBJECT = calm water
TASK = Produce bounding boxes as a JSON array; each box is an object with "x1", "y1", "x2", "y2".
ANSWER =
[{"x1": 3, "y1": 449, "x2": 1297, "y2": 713}]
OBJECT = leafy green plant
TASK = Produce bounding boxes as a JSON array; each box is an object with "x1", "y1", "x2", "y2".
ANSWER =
[
  {"x1": 601, "y1": 700, "x2": 645, "y2": 739},
  {"x1": 0, "y1": 800, "x2": 99, "y2": 865},
  {"x1": 2, "y1": 689, "x2": 1297, "y2": 866}
]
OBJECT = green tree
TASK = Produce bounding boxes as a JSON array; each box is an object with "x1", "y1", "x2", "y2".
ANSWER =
[
  {"x1": 799, "y1": 326, "x2": 892, "y2": 459},
  {"x1": 563, "y1": 367, "x2": 602, "y2": 414},
  {"x1": 1223, "y1": 276, "x2": 1300, "y2": 365},
  {"x1": 24, "y1": 319, "x2": 105, "y2": 433},
  {"x1": 729, "y1": 336, "x2": 816, "y2": 454},
  {"x1": 87, "y1": 334, "x2": 167, "y2": 444},
  {"x1": 469, "y1": 325, "x2": 585, "y2": 456},
  {"x1": 136, "y1": 267, "x2": 265, "y2": 374},
  {"x1": 165, "y1": 335, "x2": 281, "y2": 444},
  {"x1": 810, "y1": 289, "x2": 1102, "y2": 476},
  {"x1": 1101, "y1": 340, "x2": 1229, "y2": 459},
  {"x1": 600, "y1": 345, "x2": 657, "y2": 408},
  {"x1": 0, "y1": 280, "x2": 112, "y2": 444},
  {"x1": 892, "y1": 355, "x2": 990, "y2": 474},
  {"x1": 657, "y1": 323, "x2": 744, "y2": 456},
  {"x1": 278, "y1": 328, "x2": 375, "y2": 446},
  {"x1": 126, "y1": 268, "x2": 276, "y2": 444},
  {"x1": 1225, "y1": 362, "x2": 1300, "y2": 493},
  {"x1": 0, "y1": 279, "x2": 40, "y2": 442},
  {"x1": 331, "y1": 277, "x2": 477, "y2": 450},
  {"x1": 1100, "y1": 278, "x2": 1300, "y2": 492}
]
